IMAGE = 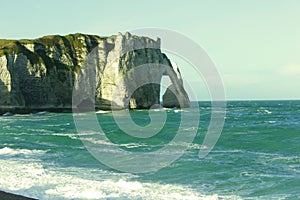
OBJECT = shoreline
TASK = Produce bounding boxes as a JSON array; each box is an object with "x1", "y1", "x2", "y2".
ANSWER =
[
  {"x1": 0, "y1": 104, "x2": 170, "y2": 116},
  {"x1": 0, "y1": 107, "x2": 74, "y2": 116},
  {"x1": 0, "y1": 191, "x2": 37, "y2": 200}
]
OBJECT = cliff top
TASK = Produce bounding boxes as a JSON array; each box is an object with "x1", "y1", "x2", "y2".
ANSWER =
[
  {"x1": 0, "y1": 32, "x2": 160, "y2": 57},
  {"x1": 0, "y1": 32, "x2": 161, "y2": 72}
]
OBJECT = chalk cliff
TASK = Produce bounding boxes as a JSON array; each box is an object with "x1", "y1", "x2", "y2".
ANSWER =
[{"x1": 0, "y1": 33, "x2": 190, "y2": 114}]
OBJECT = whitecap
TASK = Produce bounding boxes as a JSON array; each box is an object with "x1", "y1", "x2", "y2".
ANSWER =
[
  {"x1": 34, "y1": 111, "x2": 49, "y2": 115},
  {"x1": 0, "y1": 147, "x2": 47, "y2": 157},
  {"x1": 52, "y1": 133, "x2": 79, "y2": 140},
  {"x1": 264, "y1": 109, "x2": 272, "y2": 114}
]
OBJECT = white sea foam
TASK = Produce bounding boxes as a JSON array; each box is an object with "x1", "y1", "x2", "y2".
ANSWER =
[
  {"x1": 59, "y1": 132, "x2": 118, "y2": 142},
  {"x1": 257, "y1": 109, "x2": 272, "y2": 114},
  {"x1": 0, "y1": 147, "x2": 47, "y2": 157},
  {"x1": 174, "y1": 109, "x2": 189, "y2": 113},
  {"x1": 45, "y1": 122, "x2": 71, "y2": 127},
  {"x1": 150, "y1": 108, "x2": 166, "y2": 112},
  {"x1": 53, "y1": 133, "x2": 79, "y2": 140},
  {"x1": 0, "y1": 159, "x2": 241, "y2": 200},
  {"x1": 95, "y1": 110, "x2": 110, "y2": 114},
  {"x1": 212, "y1": 149, "x2": 245, "y2": 153},
  {"x1": 120, "y1": 142, "x2": 150, "y2": 149}
]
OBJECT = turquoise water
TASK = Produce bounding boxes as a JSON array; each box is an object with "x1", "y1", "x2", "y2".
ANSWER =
[{"x1": 0, "y1": 101, "x2": 299, "y2": 199}]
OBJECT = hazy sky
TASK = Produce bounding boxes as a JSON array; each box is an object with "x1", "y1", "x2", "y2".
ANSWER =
[{"x1": 1, "y1": 0, "x2": 299, "y2": 100}]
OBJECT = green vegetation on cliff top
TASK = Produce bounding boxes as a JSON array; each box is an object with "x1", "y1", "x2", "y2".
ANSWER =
[{"x1": 0, "y1": 33, "x2": 106, "y2": 72}]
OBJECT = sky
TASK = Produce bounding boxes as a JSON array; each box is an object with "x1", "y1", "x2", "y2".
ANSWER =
[{"x1": 1, "y1": 0, "x2": 299, "y2": 100}]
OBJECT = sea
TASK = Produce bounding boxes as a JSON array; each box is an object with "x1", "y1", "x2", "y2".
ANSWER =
[{"x1": 0, "y1": 101, "x2": 299, "y2": 200}]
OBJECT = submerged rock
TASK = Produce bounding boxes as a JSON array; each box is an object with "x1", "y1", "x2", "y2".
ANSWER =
[{"x1": 0, "y1": 33, "x2": 190, "y2": 114}]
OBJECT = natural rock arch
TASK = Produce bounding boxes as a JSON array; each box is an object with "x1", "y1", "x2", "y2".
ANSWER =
[{"x1": 122, "y1": 61, "x2": 190, "y2": 110}]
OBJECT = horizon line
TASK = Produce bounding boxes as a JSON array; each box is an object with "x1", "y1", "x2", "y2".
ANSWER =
[{"x1": 190, "y1": 99, "x2": 300, "y2": 102}]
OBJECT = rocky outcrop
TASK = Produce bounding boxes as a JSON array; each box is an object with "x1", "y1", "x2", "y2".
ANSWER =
[{"x1": 0, "y1": 33, "x2": 190, "y2": 114}]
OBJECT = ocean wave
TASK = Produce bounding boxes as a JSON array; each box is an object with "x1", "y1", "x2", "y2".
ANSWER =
[
  {"x1": 265, "y1": 120, "x2": 276, "y2": 124},
  {"x1": 256, "y1": 109, "x2": 272, "y2": 114},
  {"x1": 53, "y1": 132, "x2": 107, "y2": 141},
  {"x1": 52, "y1": 133, "x2": 79, "y2": 140},
  {"x1": 33, "y1": 111, "x2": 50, "y2": 115},
  {"x1": 45, "y1": 122, "x2": 71, "y2": 127},
  {"x1": 240, "y1": 171, "x2": 293, "y2": 178},
  {"x1": 0, "y1": 159, "x2": 242, "y2": 200}
]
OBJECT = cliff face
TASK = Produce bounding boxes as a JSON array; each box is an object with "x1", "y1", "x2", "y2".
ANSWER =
[{"x1": 0, "y1": 33, "x2": 190, "y2": 114}]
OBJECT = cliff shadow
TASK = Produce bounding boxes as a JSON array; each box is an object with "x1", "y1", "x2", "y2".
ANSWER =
[
  {"x1": 0, "y1": 79, "x2": 12, "y2": 114},
  {"x1": 0, "y1": 79, "x2": 9, "y2": 102},
  {"x1": 4, "y1": 43, "x2": 77, "y2": 110},
  {"x1": 6, "y1": 53, "x2": 47, "y2": 108}
]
